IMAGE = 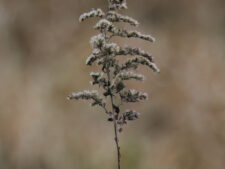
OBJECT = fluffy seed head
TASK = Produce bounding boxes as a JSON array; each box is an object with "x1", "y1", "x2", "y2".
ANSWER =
[
  {"x1": 79, "y1": 8, "x2": 105, "y2": 22},
  {"x1": 94, "y1": 19, "x2": 113, "y2": 30},
  {"x1": 90, "y1": 34, "x2": 105, "y2": 49},
  {"x1": 123, "y1": 110, "x2": 140, "y2": 120},
  {"x1": 120, "y1": 89, "x2": 148, "y2": 102},
  {"x1": 107, "y1": 11, "x2": 139, "y2": 26}
]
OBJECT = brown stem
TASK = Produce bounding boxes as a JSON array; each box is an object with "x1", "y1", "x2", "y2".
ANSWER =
[
  {"x1": 106, "y1": 68, "x2": 121, "y2": 169},
  {"x1": 104, "y1": 8, "x2": 121, "y2": 169},
  {"x1": 110, "y1": 95, "x2": 121, "y2": 169}
]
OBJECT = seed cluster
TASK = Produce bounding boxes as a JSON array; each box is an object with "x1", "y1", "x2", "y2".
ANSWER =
[
  {"x1": 69, "y1": 0, "x2": 159, "y2": 132},
  {"x1": 79, "y1": 8, "x2": 105, "y2": 22}
]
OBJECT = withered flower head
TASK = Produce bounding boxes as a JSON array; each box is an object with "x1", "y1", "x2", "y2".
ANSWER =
[{"x1": 68, "y1": 1, "x2": 159, "y2": 169}]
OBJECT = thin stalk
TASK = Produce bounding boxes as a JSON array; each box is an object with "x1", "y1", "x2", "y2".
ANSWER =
[
  {"x1": 106, "y1": 68, "x2": 121, "y2": 169},
  {"x1": 110, "y1": 95, "x2": 121, "y2": 169},
  {"x1": 104, "y1": 8, "x2": 121, "y2": 169}
]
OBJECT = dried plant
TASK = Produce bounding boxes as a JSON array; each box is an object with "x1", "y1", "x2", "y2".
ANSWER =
[{"x1": 68, "y1": 0, "x2": 159, "y2": 169}]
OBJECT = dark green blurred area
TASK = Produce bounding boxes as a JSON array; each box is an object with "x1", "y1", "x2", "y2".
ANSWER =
[{"x1": 0, "y1": 0, "x2": 225, "y2": 169}]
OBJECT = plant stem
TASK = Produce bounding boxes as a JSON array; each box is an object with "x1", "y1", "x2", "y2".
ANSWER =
[
  {"x1": 110, "y1": 95, "x2": 121, "y2": 169},
  {"x1": 106, "y1": 68, "x2": 121, "y2": 169},
  {"x1": 104, "y1": 9, "x2": 121, "y2": 168}
]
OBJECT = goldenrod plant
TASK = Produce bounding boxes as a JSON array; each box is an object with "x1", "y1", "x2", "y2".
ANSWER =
[{"x1": 68, "y1": 0, "x2": 159, "y2": 169}]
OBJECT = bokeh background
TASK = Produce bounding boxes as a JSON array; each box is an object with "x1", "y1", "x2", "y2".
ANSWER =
[{"x1": 1, "y1": 0, "x2": 225, "y2": 169}]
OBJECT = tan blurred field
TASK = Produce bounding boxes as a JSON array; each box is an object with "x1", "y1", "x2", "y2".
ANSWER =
[{"x1": 0, "y1": 0, "x2": 225, "y2": 169}]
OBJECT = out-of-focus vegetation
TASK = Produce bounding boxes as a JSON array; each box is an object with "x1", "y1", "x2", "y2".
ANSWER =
[{"x1": 0, "y1": 0, "x2": 225, "y2": 169}]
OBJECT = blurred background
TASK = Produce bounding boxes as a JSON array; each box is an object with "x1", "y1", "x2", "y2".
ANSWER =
[{"x1": 0, "y1": 0, "x2": 225, "y2": 169}]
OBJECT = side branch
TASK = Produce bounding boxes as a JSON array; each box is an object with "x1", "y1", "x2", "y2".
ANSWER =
[
  {"x1": 79, "y1": 8, "x2": 105, "y2": 22},
  {"x1": 110, "y1": 29, "x2": 155, "y2": 42},
  {"x1": 67, "y1": 90, "x2": 106, "y2": 107},
  {"x1": 107, "y1": 11, "x2": 139, "y2": 26},
  {"x1": 116, "y1": 47, "x2": 154, "y2": 62},
  {"x1": 122, "y1": 56, "x2": 160, "y2": 72},
  {"x1": 94, "y1": 19, "x2": 155, "y2": 42}
]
